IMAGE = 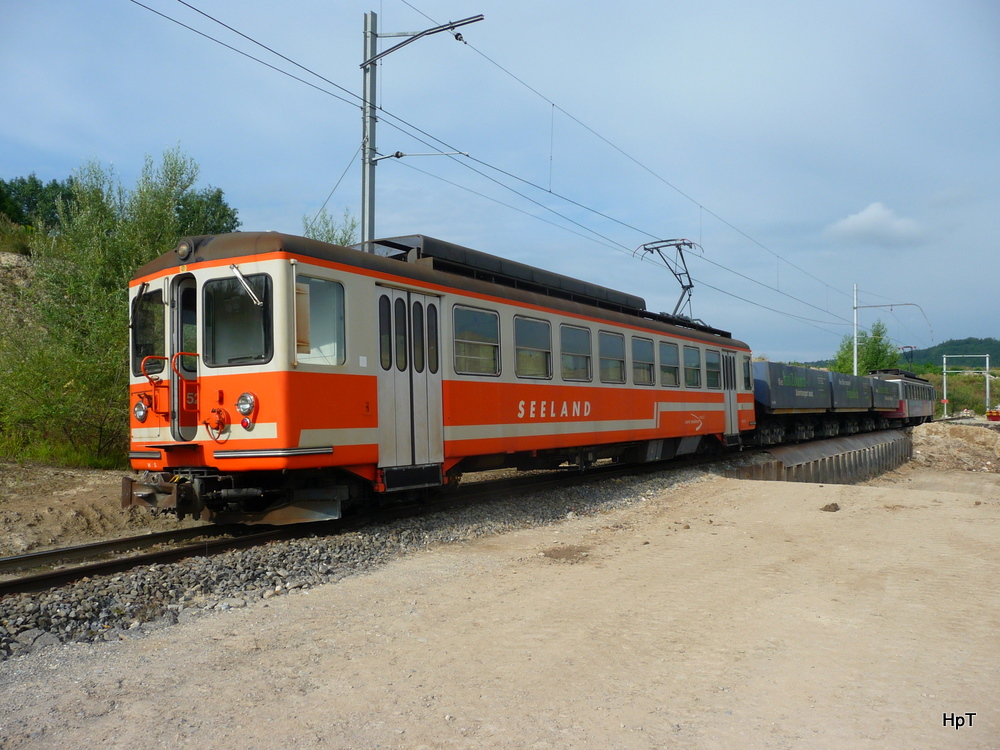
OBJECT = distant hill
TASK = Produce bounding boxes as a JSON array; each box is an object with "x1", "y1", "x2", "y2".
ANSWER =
[
  {"x1": 904, "y1": 337, "x2": 1000, "y2": 367},
  {"x1": 800, "y1": 337, "x2": 999, "y2": 370}
]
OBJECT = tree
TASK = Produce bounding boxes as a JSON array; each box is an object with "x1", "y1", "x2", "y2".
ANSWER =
[
  {"x1": 0, "y1": 173, "x2": 75, "y2": 228},
  {"x1": 830, "y1": 319, "x2": 899, "y2": 374},
  {"x1": 302, "y1": 207, "x2": 358, "y2": 246},
  {"x1": 177, "y1": 186, "x2": 240, "y2": 236},
  {"x1": 0, "y1": 148, "x2": 240, "y2": 467}
]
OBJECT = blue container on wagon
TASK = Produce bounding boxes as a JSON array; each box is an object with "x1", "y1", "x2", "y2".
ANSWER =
[
  {"x1": 828, "y1": 372, "x2": 873, "y2": 410},
  {"x1": 753, "y1": 362, "x2": 831, "y2": 412},
  {"x1": 870, "y1": 377, "x2": 900, "y2": 410}
]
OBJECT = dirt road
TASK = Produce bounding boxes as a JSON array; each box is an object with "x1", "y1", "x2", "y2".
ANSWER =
[{"x1": 1, "y1": 456, "x2": 998, "y2": 749}]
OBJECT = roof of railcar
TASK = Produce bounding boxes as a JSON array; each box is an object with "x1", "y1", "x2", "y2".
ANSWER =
[{"x1": 133, "y1": 232, "x2": 745, "y2": 347}]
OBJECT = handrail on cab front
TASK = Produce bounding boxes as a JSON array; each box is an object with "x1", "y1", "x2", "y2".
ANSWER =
[{"x1": 140, "y1": 355, "x2": 168, "y2": 387}]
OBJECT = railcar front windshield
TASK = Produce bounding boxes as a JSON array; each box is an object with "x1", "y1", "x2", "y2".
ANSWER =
[{"x1": 204, "y1": 274, "x2": 273, "y2": 366}]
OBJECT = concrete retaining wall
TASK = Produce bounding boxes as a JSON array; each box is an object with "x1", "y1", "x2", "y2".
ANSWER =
[{"x1": 724, "y1": 429, "x2": 912, "y2": 484}]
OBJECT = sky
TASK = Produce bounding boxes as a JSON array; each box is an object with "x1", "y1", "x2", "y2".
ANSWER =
[{"x1": 2, "y1": 0, "x2": 998, "y2": 362}]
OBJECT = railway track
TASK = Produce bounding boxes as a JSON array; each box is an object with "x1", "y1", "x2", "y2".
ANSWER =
[
  {"x1": 0, "y1": 430, "x2": 925, "y2": 659},
  {"x1": 0, "y1": 456, "x2": 711, "y2": 599},
  {"x1": 1, "y1": 422, "x2": 927, "y2": 601},
  {"x1": 0, "y1": 526, "x2": 300, "y2": 597},
  {"x1": 0, "y1": 526, "x2": 227, "y2": 576}
]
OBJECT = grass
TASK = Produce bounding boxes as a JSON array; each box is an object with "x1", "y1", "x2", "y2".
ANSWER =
[{"x1": 921, "y1": 370, "x2": 999, "y2": 417}]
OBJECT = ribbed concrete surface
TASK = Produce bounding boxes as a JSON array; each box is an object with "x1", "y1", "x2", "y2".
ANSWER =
[{"x1": 726, "y1": 429, "x2": 912, "y2": 484}]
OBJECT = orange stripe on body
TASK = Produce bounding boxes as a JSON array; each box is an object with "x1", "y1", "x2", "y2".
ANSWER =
[{"x1": 129, "y1": 371, "x2": 379, "y2": 471}]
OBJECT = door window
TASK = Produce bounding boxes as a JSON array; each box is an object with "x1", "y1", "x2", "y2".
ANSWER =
[
  {"x1": 427, "y1": 303, "x2": 439, "y2": 374},
  {"x1": 378, "y1": 295, "x2": 392, "y2": 370},
  {"x1": 394, "y1": 297, "x2": 408, "y2": 372},
  {"x1": 412, "y1": 301, "x2": 425, "y2": 373}
]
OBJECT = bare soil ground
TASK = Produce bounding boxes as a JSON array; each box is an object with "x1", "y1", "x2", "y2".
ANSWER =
[
  {"x1": 0, "y1": 464, "x2": 203, "y2": 557},
  {"x1": 1, "y1": 423, "x2": 999, "y2": 749},
  {"x1": 2, "y1": 422, "x2": 996, "y2": 558}
]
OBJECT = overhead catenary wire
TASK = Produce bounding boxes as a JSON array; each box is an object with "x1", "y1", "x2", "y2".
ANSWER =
[
  {"x1": 133, "y1": 0, "x2": 643, "y2": 249},
  {"x1": 126, "y1": 0, "x2": 357, "y2": 108},
  {"x1": 311, "y1": 145, "x2": 362, "y2": 224},
  {"x1": 401, "y1": 161, "x2": 850, "y2": 337},
  {"x1": 397, "y1": 160, "x2": 626, "y2": 254},
  {"x1": 133, "y1": 0, "x2": 870, "y2": 345},
  {"x1": 396, "y1": 0, "x2": 854, "y2": 304},
  {"x1": 154, "y1": 0, "x2": 835, "y2": 291}
]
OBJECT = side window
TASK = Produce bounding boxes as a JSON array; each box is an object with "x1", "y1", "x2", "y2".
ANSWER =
[
  {"x1": 705, "y1": 350, "x2": 722, "y2": 389},
  {"x1": 742, "y1": 356, "x2": 753, "y2": 391},
  {"x1": 454, "y1": 306, "x2": 500, "y2": 375},
  {"x1": 378, "y1": 295, "x2": 392, "y2": 370},
  {"x1": 683, "y1": 346, "x2": 702, "y2": 388},
  {"x1": 659, "y1": 342, "x2": 679, "y2": 387},
  {"x1": 599, "y1": 332, "x2": 626, "y2": 384},
  {"x1": 560, "y1": 325, "x2": 592, "y2": 381},
  {"x1": 296, "y1": 277, "x2": 346, "y2": 365},
  {"x1": 514, "y1": 316, "x2": 552, "y2": 379},
  {"x1": 632, "y1": 337, "x2": 654, "y2": 386}
]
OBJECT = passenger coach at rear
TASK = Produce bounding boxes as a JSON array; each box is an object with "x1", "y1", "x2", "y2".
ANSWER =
[
  {"x1": 870, "y1": 369, "x2": 936, "y2": 425},
  {"x1": 124, "y1": 233, "x2": 755, "y2": 524}
]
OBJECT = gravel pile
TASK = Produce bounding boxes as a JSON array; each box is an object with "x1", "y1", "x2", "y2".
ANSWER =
[{"x1": 0, "y1": 466, "x2": 717, "y2": 660}]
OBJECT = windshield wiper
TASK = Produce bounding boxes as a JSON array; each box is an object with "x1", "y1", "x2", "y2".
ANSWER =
[
  {"x1": 229, "y1": 264, "x2": 263, "y2": 307},
  {"x1": 128, "y1": 281, "x2": 149, "y2": 330}
]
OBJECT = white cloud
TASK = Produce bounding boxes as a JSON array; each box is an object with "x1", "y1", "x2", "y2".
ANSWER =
[{"x1": 825, "y1": 202, "x2": 925, "y2": 247}]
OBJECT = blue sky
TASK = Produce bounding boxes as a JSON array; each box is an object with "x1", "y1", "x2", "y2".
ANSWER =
[{"x1": 2, "y1": 0, "x2": 998, "y2": 361}]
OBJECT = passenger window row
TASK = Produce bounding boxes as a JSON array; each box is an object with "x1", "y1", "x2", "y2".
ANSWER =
[
  {"x1": 453, "y1": 305, "x2": 746, "y2": 390},
  {"x1": 902, "y1": 383, "x2": 934, "y2": 401}
]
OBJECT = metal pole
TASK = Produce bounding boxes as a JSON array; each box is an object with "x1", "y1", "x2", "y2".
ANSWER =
[
  {"x1": 942, "y1": 355, "x2": 948, "y2": 418},
  {"x1": 360, "y1": 11, "x2": 378, "y2": 251},
  {"x1": 853, "y1": 283, "x2": 858, "y2": 376},
  {"x1": 987, "y1": 355, "x2": 991, "y2": 412},
  {"x1": 358, "y1": 12, "x2": 482, "y2": 253}
]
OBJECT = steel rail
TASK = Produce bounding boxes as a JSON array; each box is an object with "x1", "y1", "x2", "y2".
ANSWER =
[
  {"x1": 0, "y1": 527, "x2": 305, "y2": 597},
  {"x1": 0, "y1": 454, "x2": 726, "y2": 598},
  {"x1": 0, "y1": 526, "x2": 229, "y2": 575}
]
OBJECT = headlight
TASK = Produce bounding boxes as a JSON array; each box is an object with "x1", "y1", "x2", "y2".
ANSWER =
[
  {"x1": 235, "y1": 392, "x2": 256, "y2": 416},
  {"x1": 133, "y1": 401, "x2": 148, "y2": 423}
]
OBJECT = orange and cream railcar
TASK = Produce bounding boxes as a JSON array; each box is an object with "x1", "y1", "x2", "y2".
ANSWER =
[{"x1": 123, "y1": 233, "x2": 754, "y2": 524}]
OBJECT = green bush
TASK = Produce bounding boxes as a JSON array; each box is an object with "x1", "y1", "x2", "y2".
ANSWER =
[
  {"x1": 922, "y1": 371, "x2": 999, "y2": 417},
  {"x1": 0, "y1": 149, "x2": 239, "y2": 468}
]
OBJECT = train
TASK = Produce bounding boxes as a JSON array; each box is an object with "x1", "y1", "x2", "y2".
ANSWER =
[{"x1": 123, "y1": 232, "x2": 935, "y2": 524}]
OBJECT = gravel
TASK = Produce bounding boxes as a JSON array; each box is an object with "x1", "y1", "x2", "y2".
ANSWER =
[{"x1": 0, "y1": 465, "x2": 722, "y2": 661}]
